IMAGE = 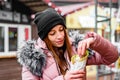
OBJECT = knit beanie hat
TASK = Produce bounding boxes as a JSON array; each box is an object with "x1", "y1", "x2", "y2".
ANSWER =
[{"x1": 33, "y1": 8, "x2": 66, "y2": 40}]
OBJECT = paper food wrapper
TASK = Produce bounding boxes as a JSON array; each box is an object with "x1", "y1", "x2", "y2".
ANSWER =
[{"x1": 70, "y1": 50, "x2": 89, "y2": 71}]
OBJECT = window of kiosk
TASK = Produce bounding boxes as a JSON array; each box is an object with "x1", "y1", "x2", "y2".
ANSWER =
[
  {"x1": 9, "y1": 28, "x2": 17, "y2": 51},
  {"x1": 0, "y1": 27, "x2": 4, "y2": 52}
]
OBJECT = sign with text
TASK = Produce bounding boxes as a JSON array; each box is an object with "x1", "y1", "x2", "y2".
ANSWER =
[{"x1": 0, "y1": 11, "x2": 12, "y2": 21}]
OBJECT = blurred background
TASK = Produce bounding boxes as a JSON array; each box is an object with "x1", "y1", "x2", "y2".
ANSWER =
[{"x1": 0, "y1": 0, "x2": 120, "y2": 80}]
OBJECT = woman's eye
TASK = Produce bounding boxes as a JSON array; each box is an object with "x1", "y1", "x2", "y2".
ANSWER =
[
  {"x1": 49, "y1": 31, "x2": 55, "y2": 35},
  {"x1": 59, "y1": 27, "x2": 64, "y2": 31}
]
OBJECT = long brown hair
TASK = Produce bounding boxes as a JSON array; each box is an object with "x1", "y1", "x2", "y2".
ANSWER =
[{"x1": 44, "y1": 27, "x2": 72, "y2": 75}]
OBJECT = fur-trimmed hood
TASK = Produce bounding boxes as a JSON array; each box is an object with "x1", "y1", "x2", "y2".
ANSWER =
[{"x1": 17, "y1": 40, "x2": 46, "y2": 77}]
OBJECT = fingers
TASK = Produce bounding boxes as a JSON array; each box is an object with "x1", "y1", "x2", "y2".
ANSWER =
[
  {"x1": 71, "y1": 70, "x2": 85, "y2": 75},
  {"x1": 71, "y1": 73, "x2": 85, "y2": 79},
  {"x1": 77, "y1": 41, "x2": 83, "y2": 56},
  {"x1": 69, "y1": 70, "x2": 86, "y2": 80},
  {"x1": 85, "y1": 32, "x2": 96, "y2": 38},
  {"x1": 80, "y1": 42, "x2": 86, "y2": 56},
  {"x1": 77, "y1": 37, "x2": 95, "y2": 57},
  {"x1": 77, "y1": 39, "x2": 89, "y2": 57}
]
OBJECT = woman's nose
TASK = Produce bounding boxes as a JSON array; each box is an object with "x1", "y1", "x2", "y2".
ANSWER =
[{"x1": 56, "y1": 32, "x2": 63, "y2": 38}]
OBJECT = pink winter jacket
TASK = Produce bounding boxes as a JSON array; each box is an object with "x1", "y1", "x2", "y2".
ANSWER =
[{"x1": 20, "y1": 33, "x2": 118, "y2": 80}]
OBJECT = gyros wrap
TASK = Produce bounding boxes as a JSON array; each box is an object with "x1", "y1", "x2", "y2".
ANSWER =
[{"x1": 70, "y1": 50, "x2": 89, "y2": 71}]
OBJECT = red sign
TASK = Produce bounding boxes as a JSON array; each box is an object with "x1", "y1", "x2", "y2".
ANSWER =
[{"x1": 25, "y1": 28, "x2": 29, "y2": 41}]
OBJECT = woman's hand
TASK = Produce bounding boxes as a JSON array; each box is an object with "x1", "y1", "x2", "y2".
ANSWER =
[
  {"x1": 64, "y1": 69, "x2": 86, "y2": 80},
  {"x1": 77, "y1": 32, "x2": 96, "y2": 57}
]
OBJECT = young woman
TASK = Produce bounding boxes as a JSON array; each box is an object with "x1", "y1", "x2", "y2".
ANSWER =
[{"x1": 17, "y1": 8, "x2": 118, "y2": 80}]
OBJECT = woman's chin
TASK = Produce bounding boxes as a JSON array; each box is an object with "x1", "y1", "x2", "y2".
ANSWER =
[{"x1": 56, "y1": 43, "x2": 64, "y2": 47}]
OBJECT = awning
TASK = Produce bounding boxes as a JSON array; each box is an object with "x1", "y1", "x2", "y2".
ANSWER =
[
  {"x1": 44, "y1": 0, "x2": 94, "y2": 16},
  {"x1": 57, "y1": 2, "x2": 94, "y2": 16}
]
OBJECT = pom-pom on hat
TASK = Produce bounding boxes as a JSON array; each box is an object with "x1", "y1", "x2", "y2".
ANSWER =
[{"x1": 33, "y1": 8, "x2": 66, "y2": 40}]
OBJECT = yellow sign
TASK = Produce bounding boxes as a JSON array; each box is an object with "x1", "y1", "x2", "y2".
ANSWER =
[
  {"x1": 116, "y1": 57, "x2": 120, "y2": 69},
  {"x1": 66, "y1": 5, "x2": 106, "y2": 29}
]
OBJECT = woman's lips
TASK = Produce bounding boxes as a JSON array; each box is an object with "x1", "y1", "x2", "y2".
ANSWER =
[{"x1": 56, "y1": 40, "x2": 64, "y2": 44}]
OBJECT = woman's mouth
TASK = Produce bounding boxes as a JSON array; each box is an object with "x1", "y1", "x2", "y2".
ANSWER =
[{"x1": 56, "y1": 40, "x2": 64, "y2": 44}]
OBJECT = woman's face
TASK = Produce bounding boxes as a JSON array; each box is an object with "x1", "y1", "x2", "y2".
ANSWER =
[{"x1": 48, "y1": 25, "x2": 65, "y2": 47}]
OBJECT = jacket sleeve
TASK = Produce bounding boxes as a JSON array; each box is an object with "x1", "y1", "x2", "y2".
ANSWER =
[
  {"x1": 22, "y1": 67, "x2": 65, "y2": 80},
  {"x1": 53, "y1": 76, "x2": 64, "y2": 80},
  {"x1": 86, "y1": 32, "x2": 119, "y2": 65},
  {"x1": 22, "y1": 67, "x2": 39, "y2": 80}
]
